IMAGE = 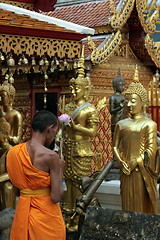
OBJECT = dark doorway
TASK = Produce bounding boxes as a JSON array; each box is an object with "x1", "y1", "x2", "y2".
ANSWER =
[
  {"x1": 35, "y1": 92, "x2": 58, "y2": 150},
  {"x1": 35, "y1": 92, "x2": 58, "y2": 116},
  {"x1": 31, "y1": 89, "x2": 61, "y2": 149}
]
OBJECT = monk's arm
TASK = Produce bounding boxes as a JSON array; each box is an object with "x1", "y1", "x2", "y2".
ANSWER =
[{"x1": 49, "y1": 152, "x2": 64, "y2": 203}]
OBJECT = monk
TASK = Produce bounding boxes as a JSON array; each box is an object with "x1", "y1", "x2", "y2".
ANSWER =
[{"x1": 6, "y1": 110, "x2": 66, "y2": 240}]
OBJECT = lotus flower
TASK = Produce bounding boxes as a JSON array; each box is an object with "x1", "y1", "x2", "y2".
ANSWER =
[
  {"x1": 58, "y1": 114, "x2": 71, "y2": 125},
  {"x1": 58, "y1": 114, "x2": 71, "y2": 158}
]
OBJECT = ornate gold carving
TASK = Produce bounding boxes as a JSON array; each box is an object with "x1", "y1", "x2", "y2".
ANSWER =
[
  {"x1": 88, "y1": 30, "x2": 122, "y2": 64},
  {"x1": 110, "y1": 0, "x2": 135, "y2": 30},
  {"x1": 145, "y1": 34, "x2": 160, "y2": 68},
  {"x1": 148, "y1": 72, "x2": 160, "y2": 106},
  {"x1": 91, "y1": 96, "x2": 112, "y2": 167},
  {"x1": 94, "y1": 25, "x2": 113, "y2": 34},
  {"x1": 14, "y1": 96, "x2": 31, "y2": 142},
  {"x1": 136, "y1": 0, "x2": 159, "y2": 34},
  {"x1": 114, "y1": 43, "x2": 137, "y2": 59},
  {"x1": 0, "y1": 34, "x2": 81, "y2": 58},
  {"x1": 136, "y1": 1, "x2": 160, "y2": 67},
  {"x1": 0, "y1": 1, "x2": 34, "y2": 10}
]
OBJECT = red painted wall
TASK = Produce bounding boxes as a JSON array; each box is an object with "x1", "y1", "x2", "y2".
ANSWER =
[
  {"x1": 34, "y1": 0, "x2": 57, "y2": 12},
  {"x1": 12, "y1": 0, "x2": 57, "y2": 11}
]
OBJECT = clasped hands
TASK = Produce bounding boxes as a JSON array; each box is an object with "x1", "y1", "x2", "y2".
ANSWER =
[{"x1": 120, "y1": 159, "x2": 137, "y2": 175}]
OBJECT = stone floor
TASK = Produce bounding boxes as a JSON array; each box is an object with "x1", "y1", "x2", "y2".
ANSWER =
[{"x1": 80, "y1": 207, "x2": 160, "y2": 240}]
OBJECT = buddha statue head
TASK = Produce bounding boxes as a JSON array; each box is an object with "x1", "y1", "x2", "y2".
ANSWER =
[
  {"x1": 125, "y1": 65, "x2": 148, "y2": 115},
  {"x1": 0, "y1": 76, "x2": 16, "y2": 108},
  {"x1": 112, "y1": 68, "x2": 125, "y2": 93},
  {"x1": 69, "y1": 46, "x2": 91, "y2": 102}
]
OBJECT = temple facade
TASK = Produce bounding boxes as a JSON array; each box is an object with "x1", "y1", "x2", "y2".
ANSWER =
[
  {"x1": 0, "y1": 0, "x2": 94, "y2": 145},
  {"x1": 47, "y1": 0, "x2": 160, "y2": 167},
  {"x1": 0, "y1": 0, "x2": 160, "y2": 169}
]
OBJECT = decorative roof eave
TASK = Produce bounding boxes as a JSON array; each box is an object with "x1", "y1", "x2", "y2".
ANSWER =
[
  {"x1": 0, "y1": 33, "x2": 82, "y2": 59},
  {"x1": 87, "y1": 30, "x2": 122, "y2": 64},
  {"x1": 0, "y1": 3, "x2": 95, "y2": 35},
  {"x1": 145, "y1": 34, "x2": 160, "y2": 68},
  {"x1": 136, "y1": 0, "x2": 159, "y2": 35},
  {"x1": 94, "y1": 24, "x2": 113, "y2": 35},
  {"x1": 0, "y1": 24, "x2": 86, "y2": 41},
  {"x1": 110, "y1": 0, "x2": 135, "y2": 30}
]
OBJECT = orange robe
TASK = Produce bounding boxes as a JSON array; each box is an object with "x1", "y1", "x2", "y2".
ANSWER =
[{"x1": 6, "y1": 143, "x2": 66, "y2": 240}]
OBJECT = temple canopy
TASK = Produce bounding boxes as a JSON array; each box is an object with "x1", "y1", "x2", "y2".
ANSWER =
[{"x1": 0, "y1": 3, "x2": 95, "y2": 35}]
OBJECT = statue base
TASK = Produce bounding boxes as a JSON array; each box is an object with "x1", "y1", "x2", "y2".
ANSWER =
[
  {"x1": 0, "y1": 208, "x2": 15, "y2": 240},
  {"x1": 66, "y1": 230, "x2": 79, "y2": 240},
  {"x1": 80, "y1": 206, "x2": 160, "y2": 240},
  {"x1": 105, "y1": 158, "x2": 120, "y2": 181}
]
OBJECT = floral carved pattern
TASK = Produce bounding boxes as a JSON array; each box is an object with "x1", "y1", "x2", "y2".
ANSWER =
[
  {"x1": 0, "y1": 1, "x2": 34, "y2": 10},
  {"x1": 0, "y1": 34, "x2": 81, "y2": 58}
]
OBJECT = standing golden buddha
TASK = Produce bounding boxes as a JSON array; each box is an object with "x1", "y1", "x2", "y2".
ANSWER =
[
  {"x1": 0, "y1": 76, "x2": 23, "y2": 146},
  {"x1": 113, "y1": 65, "x2": 158, "y2": 214},
  {"x1": 0, "y1": 107, "x2": 14, "y2": 210},
  {"x1": 62, "y1": 48, "x2": 98, "y2": 231},
  {"x1": 0, "y1": 77, "x2": 23, "y2": 210}
]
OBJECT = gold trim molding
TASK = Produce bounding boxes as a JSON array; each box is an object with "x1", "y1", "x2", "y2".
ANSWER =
[
  {"x1": 94, "y1": 25, "x2": 113, "y2": 35},
  {"x1": 110, "y1": 0, "x2": 135, "y2": 30},
  {"x1": 88, "y1": 30, "x2": 122, "y2": 64},
  {"x1": 136, "y1": 0, "x2": 159, "y2": 34},
  {"x1": 0, "y1": 0, "x2": 34, "y2": 10},
  {"x1": 136, "y1": 0, "x2": 160, "y2": 67},
  {"x1": 0, "y1": 34, "x2": 81, "y2": 58},
  {"x1": 145, "y1": 34, "x2": 160, "y2": 68}
]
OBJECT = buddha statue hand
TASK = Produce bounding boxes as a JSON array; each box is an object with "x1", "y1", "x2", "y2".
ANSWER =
[
  {"x1": 144, "y1": 151, "x2": 149, "y2": 167},
  {"x1": 119, "y1": 99, "x2": 126, "y2": 108},
  {"x1": 0, "y1": 173, "x2": 9, "y2": 183},
  {"x1": 144, "y1": 151, "x2": 158, "y2": 179},
  {"x1": 9, "y1": 136, "x2": 19, "y2": 145},
  {"x1": 70, "y1": 118, "x2": 82, "y2": 132},
  {"x1": 120, "y1": 160, "x2": 131, "y2": 175},
  {"x1": 128, "y1": 158, "x2": 138, "y2": 172}
]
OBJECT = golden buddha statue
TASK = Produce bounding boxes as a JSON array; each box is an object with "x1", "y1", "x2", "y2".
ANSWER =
[
  {"x1": 0, "y1": 76, "x2": 23, "y2": 146},
  {"x1": 0, "y1": 107, "x2": 14, "y2": 210},
  {"x1": 62, "y1": 48, "x2": 98, "y2": 231},
  {"x1": 113, "y1": 65, "x2": 158, "y2": 214},
  {"x1": 109, "y1": 69, "x2": 128, "y2": 139},
  {"x1": 0, "y1": 76, "x2": 22, "y2": 210}
]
